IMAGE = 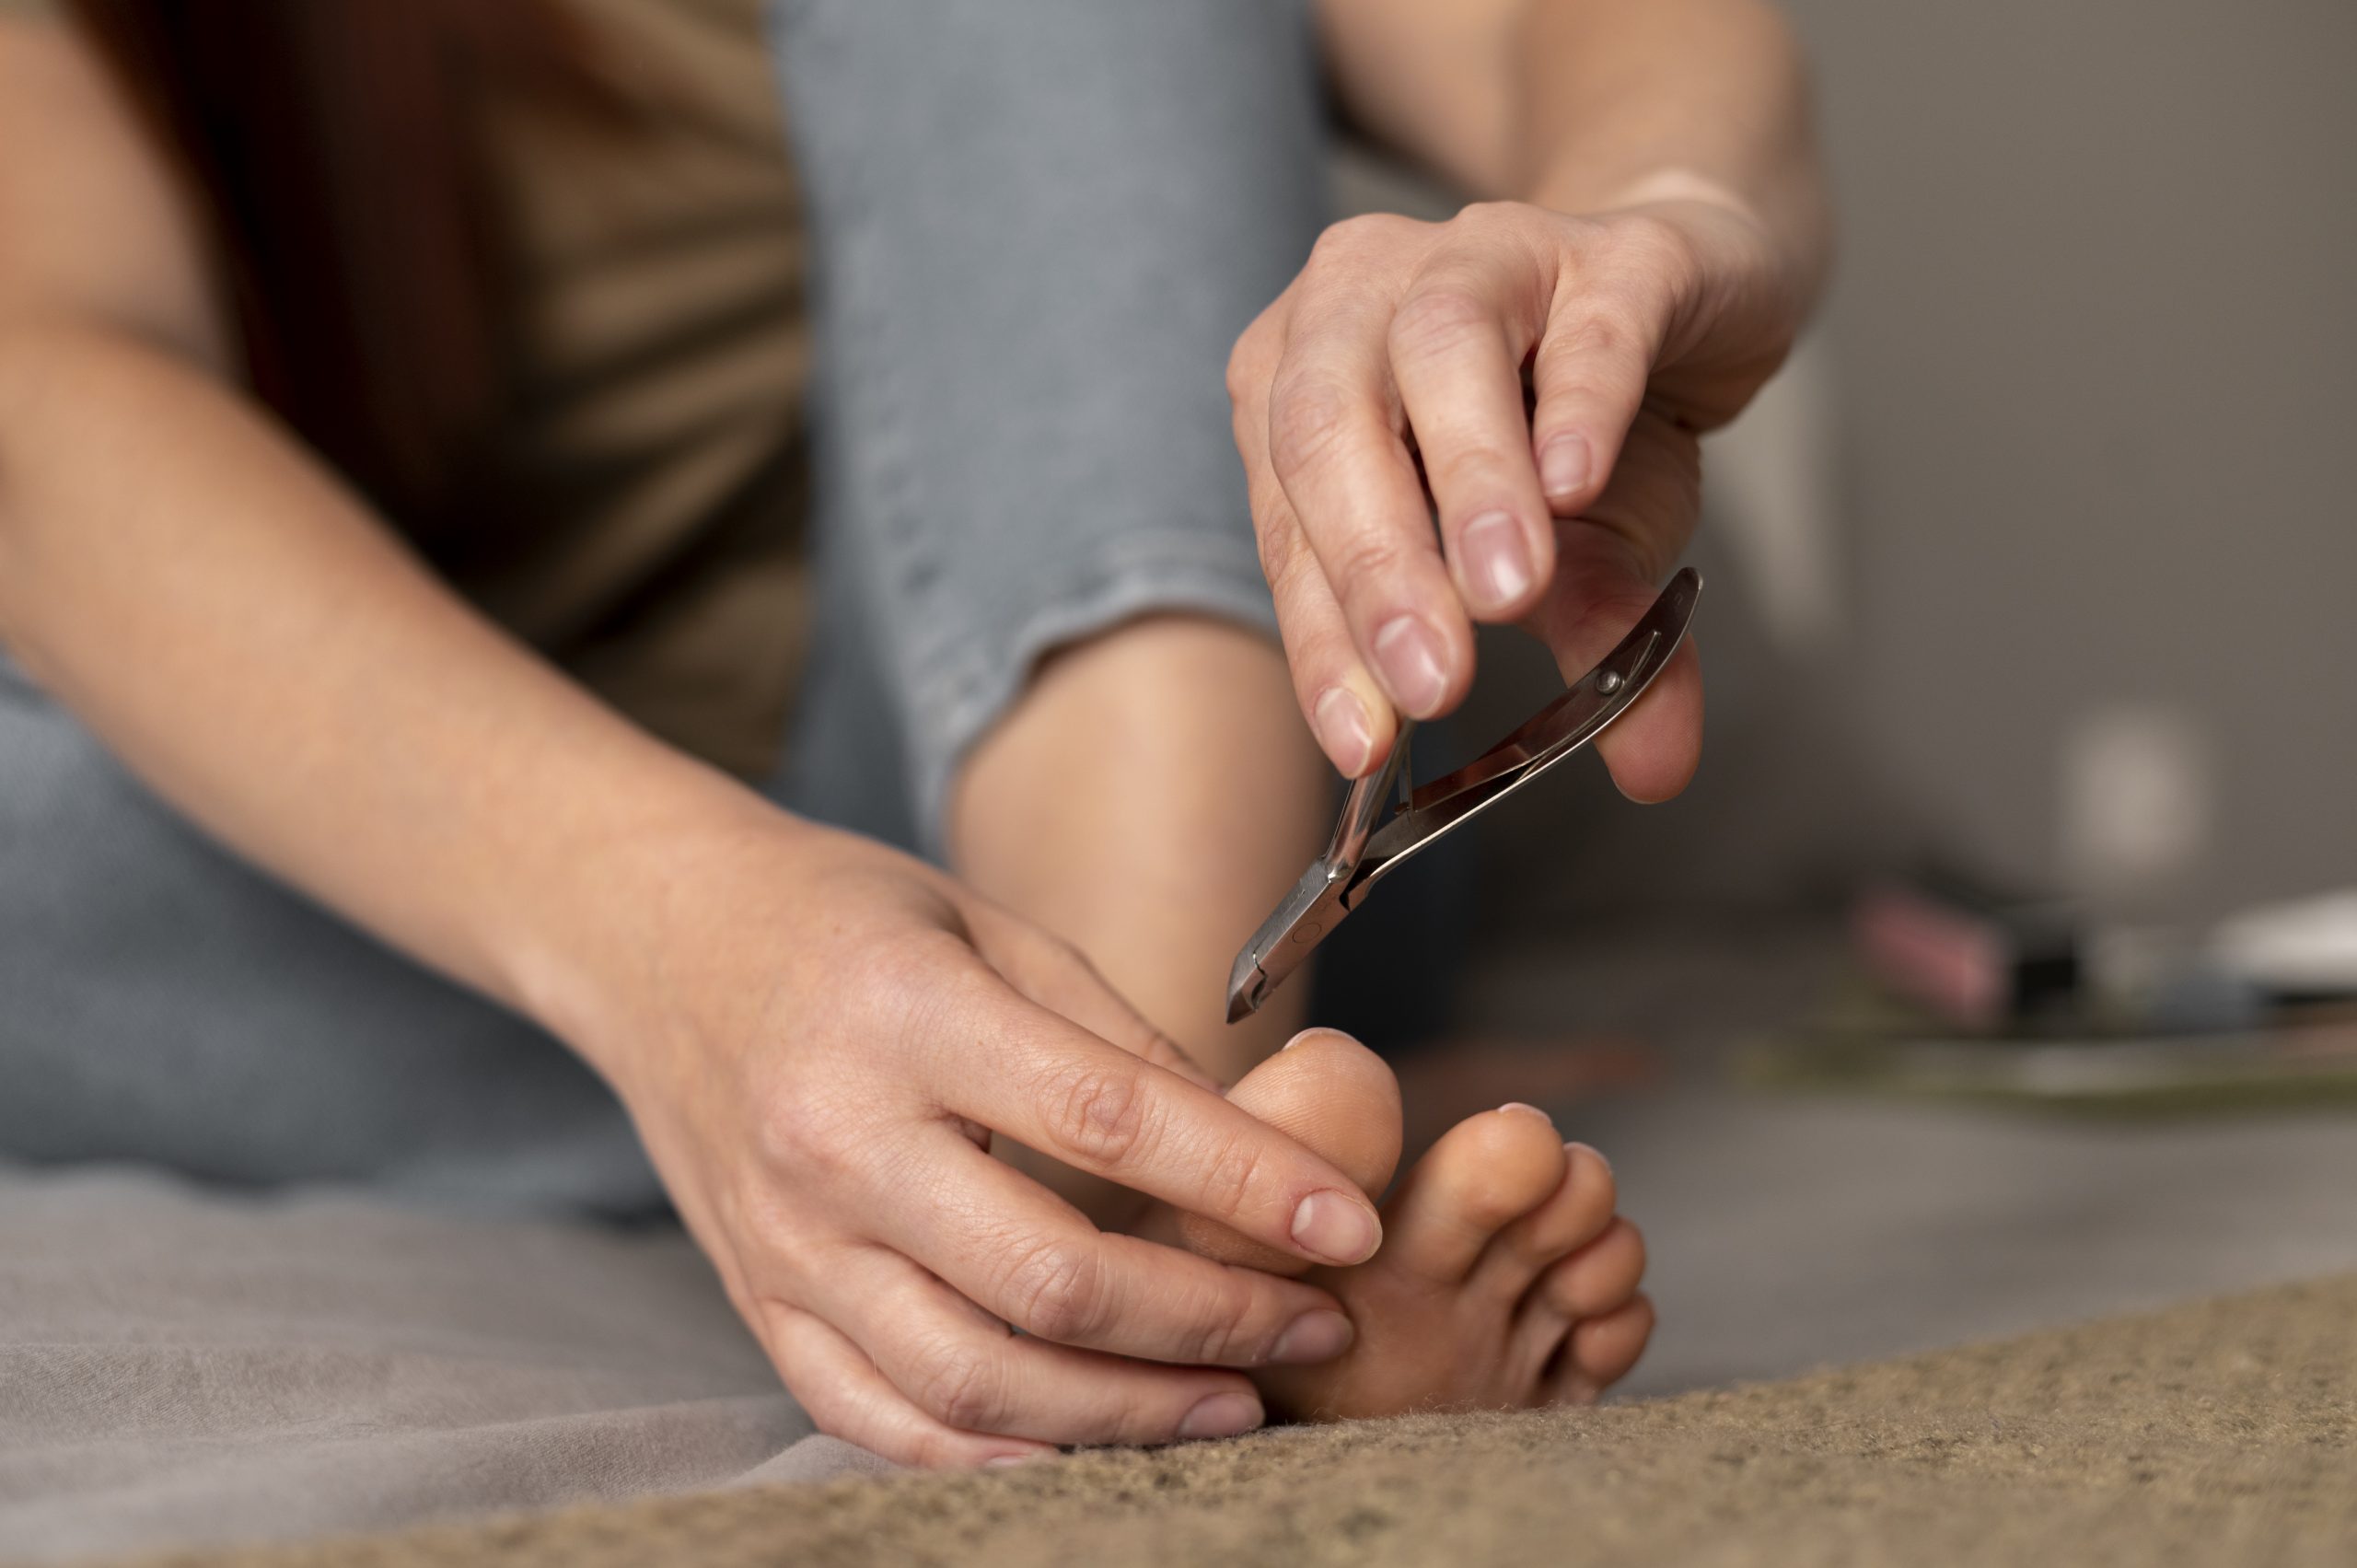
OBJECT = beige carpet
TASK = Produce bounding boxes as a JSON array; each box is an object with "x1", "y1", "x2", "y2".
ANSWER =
[{"x1": 117, "y1": 1275, "x2": 2357, "y2": 1568}]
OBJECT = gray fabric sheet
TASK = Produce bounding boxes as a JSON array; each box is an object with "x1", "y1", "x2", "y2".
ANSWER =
[{"x1": 0, "y1": 1164, "x2": 888, "y2": 1565}]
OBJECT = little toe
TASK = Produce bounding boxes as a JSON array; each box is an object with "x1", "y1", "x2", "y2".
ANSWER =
[
  {"x1": 1376, "y1": 1105, "x2": 1571, "y2": 1285},
  {"x1": 1471, "y1": 1141, "x2": 1619, "y2": 1300},
  {"x1": 1534, "y1": 1217, "x2": 1648, "y2": 1320},
  {"x1": 1552, "y1": 1294, "x2": 1655, "y2": 1402}
]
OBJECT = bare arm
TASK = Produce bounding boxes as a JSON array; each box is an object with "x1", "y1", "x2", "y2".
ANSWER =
[
  {"x1": 0, "y1": 16, "x2": 1381, "y2": 1465},
  {"x1": 1228, "y1": 0, "x2": 1829, "y2": 792},
  {"x1": 0, "y1": 19, "x2": 685, "y2": 1017},
  {"x1": 1317, "y1": 0, "x2": 1829, "y2": 291}
]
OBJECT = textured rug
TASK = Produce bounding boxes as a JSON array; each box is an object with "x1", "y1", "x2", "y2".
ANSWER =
[{"x1": 111, "y1": 1273, "x2": 2357, "y2": 1568}]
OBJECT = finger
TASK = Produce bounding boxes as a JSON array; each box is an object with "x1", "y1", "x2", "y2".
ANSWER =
[
  {"x1": 759, "y1": 1299, "x2": 1052, "y2": 1469},
  {"x1": 1387, "y1": 259, "x2": 1557, "y2": 621},
  {"x1": 1527, "y1": 261, "x2": 1675, "y2": 517},
  {"x1": 1525, "y1": 417, "x2": 1704, "y2": 803},
  {"x1": 1241, "y1": 447, "x2": 1395, "y2": 778},
  {"x1": 972, "y1": 909, "x2": 1221, "y2": 1091},
  {"x1": 809, "y1": 1243, "x2": 1268, "y2": 1447},
  {"x1": 936, "y1": 974, "x2": 1385, "y2": 1267},
  {"x1": 876, "y1": 1132, "x2": 1356, "y2": 1367},
  {"x1": 1264, "y1": 278, "x2": 1471, "y2": 722},
  {"x1": 1233, "y1": 297, "x2": 1396, "y2": 775}
]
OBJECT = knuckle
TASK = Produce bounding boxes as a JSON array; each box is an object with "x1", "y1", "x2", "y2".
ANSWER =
[
  {"x1": 999, "y1": 1238, "x2": 1107, "y2": 1343},
  {"x1": 1225, "y1": 344, "x2": 1256, "y2": 410},
  {"x1": 1450, "y1": 198, "x2": 1518, "y2": 230},
  {"x1": 1199, "y1": 1132, "x2": 1267, "y2": 1228},
  {"x1": 1253, "y1": 513, "x2": 1297, "y2": 586},
  {"x1": 1225, "y1": 309, "x2": 1280, "y2": 407},
  {"x1": 1307, "y1": 212, "x2": 1401, "y2": 266},
  {"x1": 1330, "y1": 531, "x2": 1411, "y2": 602},
  {"x1": 1544, "y1": 309, "x2": 1633, "y2": 373},
  {"x1": 1387, "y1": 286, "x2": 1492, "y2": 361},
  {"x1": 1259, "y1": 526, "x2": 1329, "y2": 613},
  {"x1": 909, "y1": 1338, "x2": 1004, "y2": 1432},
  {"x1": 754, "y1": 1086, "x2": 843, "y2": 1179},
  {"x1": 1179, "y1": 1283, "x2": 1260, "y2": 1366},
  {"x1": 1619, "y1": 211, "x2": 1699, "y2": 280},
  {"x1": 1426, "y1": 438, "x2": 1523, "y2": 496},
  {"x1": 1039, "y1": 1059, "x2": 1152, "y2": 1169},
  {"x1": 1266, "y1": 375, "x2": 1355, "y2": 480}
]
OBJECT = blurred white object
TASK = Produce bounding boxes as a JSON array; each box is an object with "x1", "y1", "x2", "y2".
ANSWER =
[
  {"x1": 2059, "y1": 703, "x2": 2212, "y2": 904},
  {"x1": 2211, "y1": 889, "x2": 2357, "y2": 994},
  {"x1": 1705, "y1": 332, "x2": 1843, "y2": 656}
]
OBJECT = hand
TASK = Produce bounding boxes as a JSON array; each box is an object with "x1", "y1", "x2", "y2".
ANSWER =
[
  {"x1": 572, "y1": 806, "x2": 1379, "y2": 1467},
  {"x1": 1227, "y1": 193, "x2": 1808, "y2": 797}
]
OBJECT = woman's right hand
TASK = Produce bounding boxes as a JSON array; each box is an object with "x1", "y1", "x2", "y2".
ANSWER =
[{"x1": 561, "y1": 804, "x2": 1378, "y2": 1467}]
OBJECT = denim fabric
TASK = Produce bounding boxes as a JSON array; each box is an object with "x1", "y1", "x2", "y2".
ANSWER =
[
  {"x1": 769, "y1": 0, "x2": 1326, "y2": 854},
  {"x1": 0, "y1": 2, "x2": 1329, "y2": 1203}
]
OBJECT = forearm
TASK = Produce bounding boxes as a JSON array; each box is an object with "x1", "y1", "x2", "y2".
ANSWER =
[
  {"x1": 0, "y1": 319, "x2": 767, "y2": 1051},
  {"x1": 1322, "y1": 0, "x2": 1830, "y2": 299},
  {"x1": 1512, "y1": 0, "x2": 1829, "y2": 293}
]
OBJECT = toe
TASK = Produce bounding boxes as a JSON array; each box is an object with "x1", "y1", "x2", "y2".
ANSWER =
[
  {"x1": 1164, "y1": 1027, "x2": 1403, "y2": 1273},
  {"x1": 1222, "y1": 1028, "x2": 1404, "y2": 1197},
  {"x1": 1471, "y1": 1141, "x2": 1619, "y2": 1300},
  {"x1": 1376, "y1": 1105, "x2": 1570, "y2": 1284},
  {"x1": 1535, "y1": 1217, "x2": 1647, "y2": 1319},
  {"x1": 1552, "y1": 1294, "x2": 1655, "y2": 1402}
]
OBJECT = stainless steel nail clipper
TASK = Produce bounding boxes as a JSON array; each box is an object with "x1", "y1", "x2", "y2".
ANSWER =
[{"x1": 1225, "y1": 567, "x2": 1701, "y2": 1022}]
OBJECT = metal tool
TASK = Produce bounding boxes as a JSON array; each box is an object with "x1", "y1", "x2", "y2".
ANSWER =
[{"x1": 1225, "y1": 566, "x2": 1701, "y2": 1023}]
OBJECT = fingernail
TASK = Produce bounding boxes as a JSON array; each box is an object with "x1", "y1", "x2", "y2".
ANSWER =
[
  {"x1": 1567, "y1": 1140, "x2": 1613, "y2": 1176},
  {"x1": 1540, "y1": 435, "x2": 1591, "y2": 502},
  {"x1": 1177, "y1": 1390, "x2": 1264, "y2": 1441},
  {"x1": 1500, "y1": 1101, "x2": 1554, "y2": 1125},
  {"x1": 1291, "y1": 1190, "x2": 1382, "y2": 1265},
  {"x1": 1459, "y1": 512, "x2": 1534, "y2": 610},
  {"x1": 1269, "y1": 1308, "x2": 1355, "y2": 1365},
  {"x1": 1311, "y1": 686, "x2": 1375, "y2": 775},
  {"x1": 985, "y1": 1452, "x2": 1046, "y2": 1469},
  {"x1": 1371, "y1": 615, "x2": 1449, "y2": 717}
]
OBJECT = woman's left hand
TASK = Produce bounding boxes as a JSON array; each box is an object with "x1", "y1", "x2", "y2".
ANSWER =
[{"x1": 1226, "y1": 192, "x2": 1809, "y2": 797}]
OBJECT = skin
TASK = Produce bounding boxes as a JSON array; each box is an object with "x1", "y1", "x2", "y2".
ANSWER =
[
  {"x1": 0, "y1": 0, "x2": 1827, "y2": 1466},
  {"x1": 1251, "y1": 0, "x2": 1833, "y2": 788},
  {"x1": 0, "y1": 17, "x2": 1377, "y2": 1469},
  {"x1": 957, "y1": 631, "x2": 1655, "y2": 1424},
  {"x1": 1137, "y1": 1029, "x2": 1653, "y2": 1418}
]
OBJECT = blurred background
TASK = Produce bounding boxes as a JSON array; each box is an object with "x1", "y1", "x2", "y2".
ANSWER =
[
  {"x1": 1329, "y1": 0, "x2": 2357, "y2": 1397},
  {"x1": 1394, "y1": 0, "x2": 2357, "y2": 934}
]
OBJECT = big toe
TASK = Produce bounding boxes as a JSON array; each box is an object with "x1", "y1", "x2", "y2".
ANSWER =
[
  {"x1": 1376, "y1": 1104, "x2": 1570, "y2": 1285},
  {"x1": 1168, "y1": 1028, "x2": 1403, "y2": 1272}
]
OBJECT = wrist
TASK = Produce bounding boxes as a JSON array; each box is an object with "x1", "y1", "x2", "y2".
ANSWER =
[
  {"x1": 1528, "y1": 162, "x2": 1824, "y2": 309},
  {"x1": 1539, "y1": 163, "x2": 1766, "y2": 229},
  {"x1": 494, "y1": 748, "x2": 811, "y2": 1074}
]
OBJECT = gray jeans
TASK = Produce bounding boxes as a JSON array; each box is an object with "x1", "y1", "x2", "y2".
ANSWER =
[{"x1": 0, "y1": 1, "x2": 1327, "y2": 1214}]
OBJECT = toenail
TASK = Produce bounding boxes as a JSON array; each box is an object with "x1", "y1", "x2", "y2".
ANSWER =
[
  {"x1": 1566, "y1": 1140, "x2": 1612, "y2": 1175},
  {"x1": 1499, "y1": 1102, "x2": 1553, "y2": 1125},
  {"x1": 985, "y1": 1452, "x2": 1046, "y2": 1469},
  {"x1": 1178, "y1": 1391, "x2": 1263, "y2": 1441},
  {"x1": 1291, "y1": 1191, "x2": 1382, "y2": 1265},
  {"x1": 1269, "y1": 1308, "x2": 1354, "y2": 1365}
]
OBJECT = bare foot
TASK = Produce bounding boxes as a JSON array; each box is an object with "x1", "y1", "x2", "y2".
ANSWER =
[{"x1": 1138, "y1": 1028, "x2": 1654, "y2": 1420}]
